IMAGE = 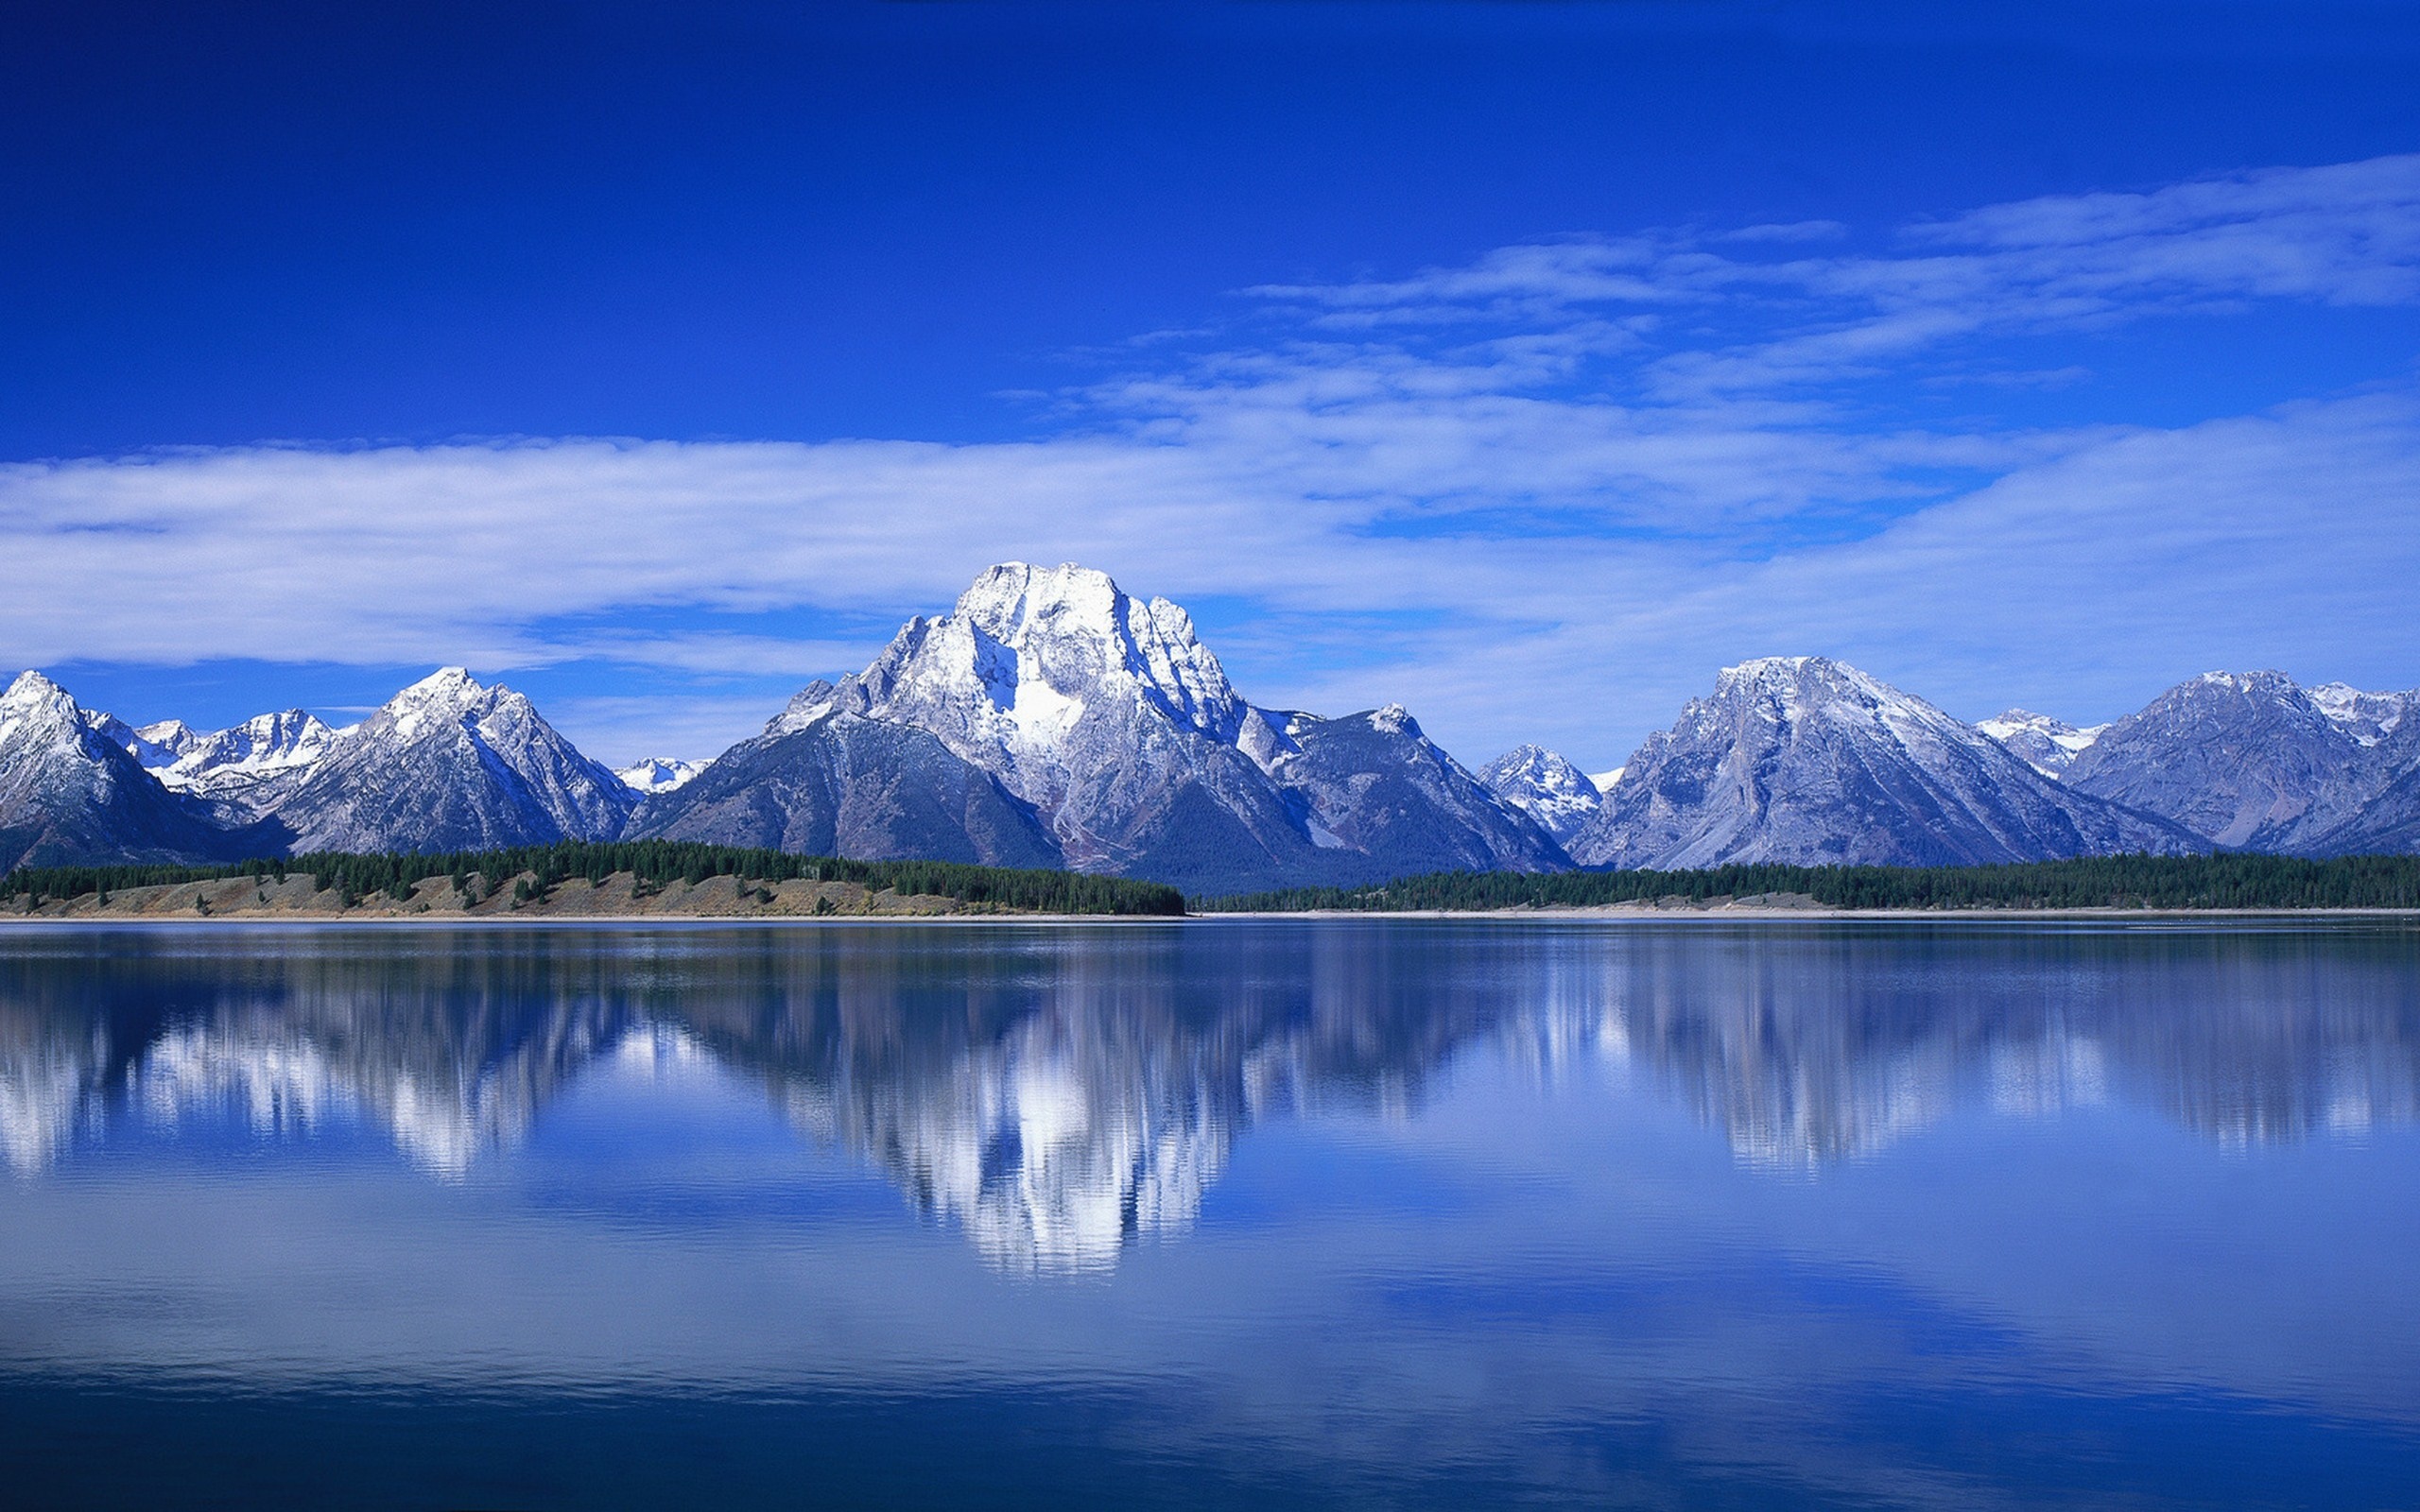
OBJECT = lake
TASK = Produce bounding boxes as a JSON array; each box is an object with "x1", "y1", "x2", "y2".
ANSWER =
[{"x1": 2, "y1": 919, "x2": 2417, "y2": 1509}]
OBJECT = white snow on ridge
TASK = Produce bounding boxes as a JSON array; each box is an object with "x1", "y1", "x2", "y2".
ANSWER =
[
  {"x1": 2308, "y1": 681, "x2": 2412, "y2": 747},
  {"x1": 153, "y1": 710, "x2": 340, "y2": 793},
  {"x1": 1977, "y1": 709, "x2": 2106, "y2": 778},
  {"x1": 1477, "y1": 744, "x2": 1603, "y2": 845},
  {"x1": 618, "y1": 757, "x2": 704, "y2": 794}
]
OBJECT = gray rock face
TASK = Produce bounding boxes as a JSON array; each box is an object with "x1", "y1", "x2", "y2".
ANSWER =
[
  {"x1": 0, "y1": 672, "x2": 243, "y2": 872},
  {"x1": 2306, "y1": 756, "x2": 2420, "y2": 856},
  {"x1": 626, "y1": 711, "x2": 1061, "y2": 868},
  {"x1": 1477, "y1": 744, "x2": 1603, "y2": 843},
  {"x1": 1568, "y1": 657, "x2": 2201, "y2": 869},
  {"x1": 728, "y1": 564, "x2": 1562, "y2": 892},
  {"x1": 2065, "y1": 671, "x2": 2419, "y2": 851},
  {"x1": 267, "y1": 668, "x2": 635, "y2": 854},
  {"x1": 1260, "y1": 707, "x2": 1570, "y2": 881},
  {"x1": 80, "y1": 712, "x2": 200, "y2": 771},
  {"x1": 1975, "y1": 710, "x2": 2105, "y2": 779}
]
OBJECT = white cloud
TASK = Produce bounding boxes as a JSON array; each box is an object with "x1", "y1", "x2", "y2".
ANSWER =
[
  {"x1": 7, "y1": 156, "x2": 2418, "y2": 769},
  {"x1": 1434, "y1": 390, "x2": 2420, "y2": 762},
  {"x1": 1247, "y1": 154, "x2": 2420, "y2": 396}
]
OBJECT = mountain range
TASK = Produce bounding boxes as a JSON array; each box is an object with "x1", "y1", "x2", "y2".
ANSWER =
[{"x1": 7, "y1": 562, "x2": 2418, "y2": 890}]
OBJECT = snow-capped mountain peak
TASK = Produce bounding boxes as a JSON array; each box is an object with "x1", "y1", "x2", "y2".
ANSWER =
[
  {"x1": 828, "y1": 562, "x2": 1251, "y2": 813},
  {"x1": 2308, "y1": 681, "x2": 2412, "y2": 747},
  {"x1": 266, "y1": 668, "x2": 635, "y2": 853},
  {"x1": 617, "y1": 757, "x2": 703, "y2": 794},
  {"x1": 1477, "y1": 744, "x2": 1602, "y2": 844},
  {"x1": 1, "y1": 671, "x2": 87, "y2": 752},
  {"x1": 690, "y1": 563, "x2": 1565, "y2": 889},
  {"x1": 1572, "y1": 656, "x2": 2196, "y2": 869},
  {"x1": 906, "y1": 561, "x2": 1243, "y2": 740},
  {"x1": 381, "y1": 666, "x2": 494, "y2": 739},
  {"x1": 0, "y1": 671, "x2": 236, "y2": 872},
  {"x1": 131, "y1": 718, "x2": 202, "y2": 765},
  {"x1": 2066, "y1": 669, "x2": 2418, "y2": 851},
  {"x1": 1695, "y1": 656, "x2": 1961, "y2": 748},
  {"x1": 155, "y1": 711, "x2": 340, "y2": 797},
  {"x1": 1976, "y1": 709, "x2": 2107, "y2": 779}
]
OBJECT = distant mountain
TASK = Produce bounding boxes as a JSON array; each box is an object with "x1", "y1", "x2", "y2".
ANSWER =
[
  {"x1": 266, "y1": 668, "x2": 636, "y2": 854},
  {"x1": 0, "y1": 672, "x2": 245, "y2": 872},
  {"x1": 1260, "y1": 706, "x2": 1571, "y2": 876},
  {"x1": 1477, "y1": 745, "x2": 1602, "y2": 844},
  {"x1": 616, "y1": 757, "x2": 703, "y2": 794},
  {"x1": 1976, "y1": 710, "x2": 2105, "y2": 778},
  {"x1": 2308, "y1": 681, "x2": 2416, "y2": 747},
  {"x1": 148, "y1": 711, "x2": 340, "y2": 811},
  {"x1": 80, "y1": 712, "x2": 202, "y2": 771},
  {"x1": 719, "y1": 563, "x2": 1561, "y2": 893},
  {"x1": 1568, "y1": 657, "x2": 2200, "y2": 869},
  {"x1": 626, "y1": 710, "x2": 1061, "y2": 868},
  {"x1": 13, "y1": 634, "x2": 2418, "y2": 881},
  {"x1": 2065, "y1": 671, "x2": 2420, "y2": 852}
]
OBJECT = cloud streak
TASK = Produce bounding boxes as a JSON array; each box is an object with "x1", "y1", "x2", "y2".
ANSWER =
[{"x1": 7, "y1": 155, "x2": 2418, "y2": 766}]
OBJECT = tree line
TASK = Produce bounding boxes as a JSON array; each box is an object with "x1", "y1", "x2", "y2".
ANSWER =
[
  {"x1": 13, "y1": 847, "x2": 2419, "y2": 919},
  {"x1": 2, "y1": 840, "x2": 1186, "y2": 917},
  {"x1": 1193, "y1": 853, "x2": 2420, "y2": 913}
]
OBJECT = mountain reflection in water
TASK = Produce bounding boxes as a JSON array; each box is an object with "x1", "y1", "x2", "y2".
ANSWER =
[{"x1": 2, "y1": 920, "x2": 2416, "y2": 1271}]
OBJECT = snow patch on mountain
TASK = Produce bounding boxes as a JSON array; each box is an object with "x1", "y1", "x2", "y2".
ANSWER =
[
  {"x1": 2068, "y1": 669, "x2": 2420, "y2": 851},
  {"x1": 727, "y1": 563, "x2": 1564, "y2": 890},
  {"x1": 1976, "y1": 709, "x2": 2106, "y2": 778},
  {"x1": 617, "y1": 757, "x2": 704, "y2": 794},
  {"x1": 1, "y1": 672, "x2": 242, "y2": 871},
  {"x1": 267, "y1": 667, "x2": 635, "y2": 853},
  {"x1": 159, "y1": 711, "x2": 340, "y2": 803},
  {"x1": 1477, "y1": 744, "x2": 1602, "y2": 844},
  {"x1": 1569, "y1": 656, "x2": 2198, "y2": 869},
  {"x1": 2308, "y1": 682, "x2": 2413, "y2": 747}
]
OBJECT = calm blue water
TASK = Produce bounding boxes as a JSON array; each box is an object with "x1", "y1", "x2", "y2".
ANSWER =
[{"x1": 3, "y1": 919, "x2": 2417, "y2": 1509}]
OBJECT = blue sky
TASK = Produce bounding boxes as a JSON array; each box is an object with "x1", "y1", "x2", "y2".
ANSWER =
[{"x1": 6, "y1": 1, "x2": 2419, "y2": 768}]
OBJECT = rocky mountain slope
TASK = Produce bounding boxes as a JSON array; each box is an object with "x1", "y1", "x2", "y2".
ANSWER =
[
  {"x1": 1976, "y1": 710, "x2": 2105, "y2": 778},
  {"x1": 1569, "y1": 658, "x2": 2200, "y2": 869},
  {"x1": 81, "y1": 712, "x2": 200, "y2": 770},
  {"x1": 1477, "y1": 745, "x2": 1603, "y2": 843},
  {"x1": 721, "y1": 563, "x2": 1564, "y2": 892},
  {"x1": 9, "y1": 610, "x2": 2419, "y2": 880},
  {"x1": 2064, "y1": 671, "x2": 2418, "y2": 852},
  {"x1": 150, "y1": 710, "x2": 339, "y2": 810},
  {"x1": 0, "y1": 673, "x2": 248, "y2": 872},
  {"x1": 1261, "y1": 705, "x2": 1572, "y2": 875},
  {"x1": 265, "y1": 668, "x2": 636, "y2": 853},
  {"x1": 627, "y1": 710, "x2": 1061, "y2": 868}
]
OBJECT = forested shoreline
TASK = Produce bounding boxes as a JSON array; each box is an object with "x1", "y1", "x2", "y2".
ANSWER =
[
  {"x1": 12, "y1": 848, "x2": 2420, "y2": 920},
  {"x1": 2, "y1": 840, "x2": 1187, "y2": 918},
  {"x1": 1194, "y1": 854, "x2": 2420, "y2": 913}
]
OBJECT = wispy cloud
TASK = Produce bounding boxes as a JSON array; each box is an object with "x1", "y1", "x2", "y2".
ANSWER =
[
  {"x1": 8, "y1": 156, "x2": 2418, "y2": 765},
  {"x1": 1247, "y1": 153, "x2": 2420, "y2": 396}
]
